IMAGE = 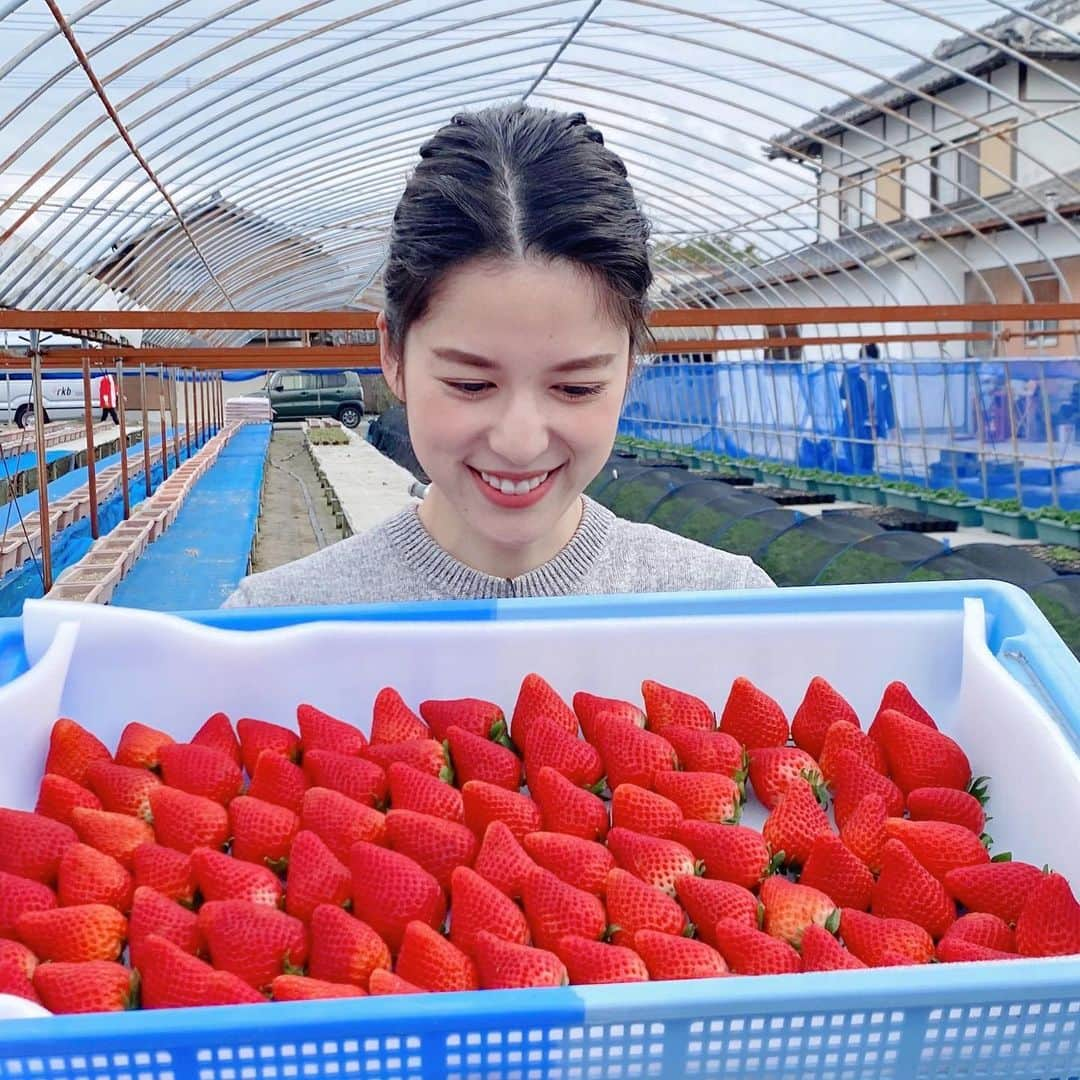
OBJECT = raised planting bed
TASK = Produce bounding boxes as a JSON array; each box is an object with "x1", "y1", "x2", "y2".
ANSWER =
[
  {"x1": 752, "y1": 486, "x2": 836, "y2": 507},
  {"x1": 824, "y1": 505, "x2": 958, "y2": 534}
]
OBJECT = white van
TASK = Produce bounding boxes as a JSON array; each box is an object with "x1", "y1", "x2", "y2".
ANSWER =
[{"x1": 0, "y1": 371, "x2": 91, "y2": 428}]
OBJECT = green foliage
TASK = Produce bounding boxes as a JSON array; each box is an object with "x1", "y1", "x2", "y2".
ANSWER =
[
  {"x1": 979, "y1": 498, "x2": 1024, "y2": 513},
  {"x1": 660, "y1": 233, "x2": 760, "y2": 269},
  {"x1": 307, "y1": 427, "x2": 350, "y2": 445},
  {"x1": 925, "y1": 488, "x2": 976, "y2": 506},
  {"x1": 1033, "y1": 507, "x2": 1080, "y2": 527}
]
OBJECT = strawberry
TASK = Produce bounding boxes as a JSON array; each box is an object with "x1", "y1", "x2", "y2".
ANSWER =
[
  {"x1": 522, "y1": 867, "x2": 606, "y2": 951},
  {"x1": 300, "y1": 787, "x2": 387, "y2": 863},
  {"x1": 607, "y1": 827, "x2": 698, "y2": 896},
  {"x1": 818, "y1": 723, "x2": 886, "y2": 782},
  {"x1": 158, "y1": 743, "x2": 244, "y2": 805},
  {"x1": 272, "y1": 974, "x2": 366, "y2": 1000},
  {"x1": 522, "y1": 832, "x2": 615, "y2": 897},
  {"x1": 555, "y1": 935, "x2": 648, "y2": 984},
  {"x1": 676, "y1": 821, "x2": 776, "y2": 891},
  {"x1": 447, "y1": 725, "x2": 521, "y2": 790},
  {"x1": 674, "y1": 876, "x2": 759, "y2": 945},
  {"x1": 605, "y1": 867, "x2": 687, "y2": 947},
  {"x1": 387, "y1": 762, "x2": 463, "y2": 823},
  {"x1": 85, "y1": 761, "x2": 160, "y2": 822},
  {"x1": 148, "y1": 787, "x2": 228, "y2": 854},
  {"x1": 132, "y1": 843, "x2": 195, "y2": 905},
  {"x1": 449, "y1": 865, "x2": 530, "y2": 956},
  {"x1": 307, "y1": 904, "x2": 390, "y2": 987},
  {"x1": 641, "y1": 679, "x2": 713, "y2": 733},
  {"x1": 285, "y1": 830, "x2": 351, "y2": 922},
  {"x1": 942, "y1": 861, "x2": 1044, "y2": 924},
  {"x1": 35, "y1": 773, "x2": 102, "y2": 825},
  {"x1": 395, "y1": 920, "x2": 478, "y2": 992},
  {"x1": 799, "y1": 923, "x2": 866, "y2": 971},
  {"x1": 45, "y1": 718, "x2": 111, "y2": 786},
  {"x1": 1015, "y1": 873, "x2": 1080, "y2": 957},
  {"x1": 236, "y1": 717, "x2": 300, "y2": 776},
  {"x1": 191, "y1": 712, "x2": 242, "y2": 766},
  {"x1": 33, "y1": 960, "x2": 137, "y2": 1014},
  {"x1": 573, "y1": 691, "x2": 645, "y2": 739},
  {"x1": 510, "y1": 673, "x2": 577, "y2": 749},
  {"x1": 17, "y1": 904, "x2": 126, "y2": 963},
  {"x1": 942, "y1": 912, "x2": 1015, "y2": 953},
  {"x1": 800, "y1": 833, "x2": 874, "y2": 911},
  {"x1": 936, "y1": 938, "x2": 1019, "y2": 963},
  {"x1": 385, "y1": 809, "x2": 478, "y2": 891},
  {"x1": 873, "y1": 709, "x2": 970, "y2": 794},
  {"x1": 594, "y1": 718, "x2": 677, "y2": 790},
  {"x1": 654, "y1": 772, "x2": 741, "y2": 824},
  {"x1": 71, "y1": 807, "x2": 154, "y2": 870},
  {"x1": 790, "y1": 676, "x2": 860, "y2": 759},
  {"x1": 872, "y1": 681, "x2": 937, "y2": 732},
  {"x1": 0, "y1": 808, "x2": 77, "y2": 884},
  {"x1": 747, "y1": 747, "x2": 820, "y2": 811},
  {"x1": 907, "y1": 784, "x2": 986, "y2": 835},
  {"x1": 530, "y1": 766, "x2": 608, "y2": 841},
  {"x1": 350, "y1": 842, "x2": 446, "y2": 952},
  {"x1": 363, "y1": 739, "x2": 452, "y2": 781},
  {"x1": 137, "y1": 934, "x2": 264, "y2": 1007},
  {"x1": 762, "y1": 778, "x2": 832, "y2": 867},
  {"x1": 760, "y1": 875, "x2": 839, "y2": 947},
  {"x1": 711, "y1": 919, "x2": 801, "y2": 976},
  {"x1": 421, "y1": 697, "x2": 508, "y2": 744},
  {"x1": 662, "y1": 727, "x2": 743, "y2": 778},
  {"x1": 192, "y1": 846, "x2": 282, "y2": 908},
  {"x1": 839, "y1": 908, "x2": 933, "y2": 966},
  {"x1": 199, "y1": 899, "x2": 308, "y2": 989},
  {"x1": 872, "y1": 839, "x2": 955, "y2": 939},
  {"x1": 297, "y1": 703, "x2": 368, "y2": 756},
  {"x1": 128, "y1": 885, "x2": 201, "y2": 969},
  {"x1": 829, "y1": 750, "x2": 904, "y2": 828},
  {"x1": 368, "y1": 969, "x2": 422, "y2": 995},
  {"x1": 115, "y1": 721, "x2": 175, "y2": 770},
  {"x1": 0, "y1": 939, "x2": 38, "y2": 1003},
  {"x1": 472, "y1": 820, "x2": 536, "y2": 899},
  {"x1": 473, "y1": 931, "x2": 567, "y2": 988},
  {"x1": 370, "y1": 687, "x2": 429, "y2": 745},
  {"x1": 718, "y1": 677, "x2": 788, "y2": 749},
  {"x1": 57, "y1": 843, "x2": 133, "y2": 913},
  {"x1": 462, "y1": 780, "x2": 541, "y2": 841},
  {"x1": 0, "y1": 871, "x2": 55, "y2": 939},
  {"x1": 883, "y1": 818, "x2": 989, "y2": 881},
  {"x1": 229, "y1": 796, "x2": 299, "y2": 869},
  {"x1": 840, "y1": 793, "x2": 889, "y2": 872},
  {"x1": 611, "y1": 783, "x2": 684, "y2": 839},
  {"x1": 248, "y1": 749, "x2": 308, "y2": 813},
  {"x1": 523, "y1": 715, "x2": 603, "y2": 790},
  {"x1": 303, "y1": 749, "x2": 388, "y2": 806}
]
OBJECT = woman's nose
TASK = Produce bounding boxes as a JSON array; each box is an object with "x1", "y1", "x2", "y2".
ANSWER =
[{"x1": 487, "y1": 394, "x2": 550, "y2": 465}]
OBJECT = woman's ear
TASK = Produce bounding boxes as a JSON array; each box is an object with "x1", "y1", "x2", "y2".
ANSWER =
[{"x1": 377, "y1": 311, "x2": 405, "y2": 402}]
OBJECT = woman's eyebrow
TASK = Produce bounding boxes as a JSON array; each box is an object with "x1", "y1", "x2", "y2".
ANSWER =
[{"x1": 431, "y1": 348, "x2": 617, "y2": 373}]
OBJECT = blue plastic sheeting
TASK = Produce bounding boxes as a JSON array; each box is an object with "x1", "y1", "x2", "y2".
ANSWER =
[
  {"x1": 0, "y1": 448, "x2": 73, "y2": 478},
  {"x1": 110, "y1": 423, "x2": 270, "y2": 611}
]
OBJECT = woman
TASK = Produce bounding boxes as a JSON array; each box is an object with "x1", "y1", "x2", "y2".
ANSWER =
[{"x1": 225, "y1": 104, "x2": 773, "y2": 607}]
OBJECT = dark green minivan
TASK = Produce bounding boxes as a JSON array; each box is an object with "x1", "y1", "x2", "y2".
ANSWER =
[{"x1": 262, "y1": 369, "x2": 365, "y2": 427}]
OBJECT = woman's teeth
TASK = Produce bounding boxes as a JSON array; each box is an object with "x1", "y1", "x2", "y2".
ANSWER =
[{"x1": 480, "y1": 470, "x2": 549, "y2": 495}]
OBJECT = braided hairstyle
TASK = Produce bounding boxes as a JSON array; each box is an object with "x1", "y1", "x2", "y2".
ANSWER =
[{"x1": 383, "y1": 103, "x2": 652, "y2": 358}]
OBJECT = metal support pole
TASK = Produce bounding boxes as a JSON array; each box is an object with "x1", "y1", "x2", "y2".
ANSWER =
[
  {"x1": 203, "y1": 372, "x2": 211, "y2": 436},
  {"x1": 139, "y1": 363, "x2": 151, "y2": 498},
  {"x1": 117, "y1": 359, "x2": 130, "y2": 520},
  {"x1": 157, "y1": 364, "x2": 169, "y2": 481},
  {"x1": 170, "y1": 367, "x2": 181, "y2": 470},
  {"x1": 81, "y1": 352, "x2": 99, "y2": 540},
  {"x1": 217, "y1": 371, "x2": 224, "y2": 427},
  {"x1": 30, "y1": 332, "x2": 52, "y2": 593},
  {"x1": 184, "y1": 368, "x2": 192, "y2": 458},
  {"x1": 192, "y1": 370, "x2": 201, "y2": 446}
]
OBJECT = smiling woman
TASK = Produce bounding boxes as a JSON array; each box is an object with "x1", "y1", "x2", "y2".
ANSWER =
[{"x1": 223, "y1": 103, "x2": 773, "y2": 608}]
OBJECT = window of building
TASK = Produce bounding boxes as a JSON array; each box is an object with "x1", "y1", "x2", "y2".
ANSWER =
[
  {"x1": 875, "y1": 158, "x2": 905, "y2": 224},
  {"x1": 840, "y1": 168, "x2": 874, "y2": 229},
  {"x1": 764, "y1": 325, "x2": 802, "y2": 361},
  {"x1": 931, "y1": 122, "x2": 1015, "y2": 206},
  {"x1": 1025, "y1": 274, "x2": 1059, "y2": 347}
]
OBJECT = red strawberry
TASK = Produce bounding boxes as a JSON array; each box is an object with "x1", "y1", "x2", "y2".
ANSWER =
[
  {"x1": 605, "y1": 867, "x2": 687, "y2": 947},
  {"x1": 364, "y1": 739, "x2": 451, "y2": 781},
  {"x1": 33, "y1": 960, "x2": 137, "y2": 1014},
  {"x1": 719, "y1": 677, "x2": 788, "y2": 749},
  {"x1": 840, "y1": 793, "x2": 889, "y2": 872},
  {"x1": 350, "y1": 842, "x2": 446, "y2": 952},
  {"x1": 199, "y1": 899, "x2": 308, "y2": 989},
  {"x1": 45, "y1": 718, "x2": 111, "y2": 785},
  {"x1": 943, "y1": 861, "x2": 1045, "y2": 924},
  {"x1": 368, "y1": 969, "x2": 422, "y2": 995},
  {"x1": 594, "y1": 718, "x2": 677, "y2": 790},
  {"x1": 307, "y1": 904, "x2": 390, "y2": 987},
  {"x1": 907, "y1": 785, "x2": 986, "y2": 835},
  {"x1": 86, "y1": 761, "x2": 161, "y2": 822},
  {"x1": 236, "y1": 717, "x2": 300, "y2": 776},
  {"x1": 830, "y1": 750, "x2": 904, "y2": 828},
  {"x1": 530, "y1": 766, "x2": 608, "y2": 841},
  {"x1": 942, "y1": 912, "x2": 1015, "y2": 953},
  {"x1": 747, "y1": 747, "x2": 820, "y2": 811},
  {"x1": 790, "y1": 676, "x2": 860, "y2": 759},
  {"x1": 654, "y1": 772, "x2": 741, "y2": 824},
  {"x1": 936, "y1": 938, "x2": 1019, "y2": 963},
  {"x1": 386, "y1": 809, "x2": 477, "y2": 891},
  {"x1": 676, "y1": 821, "x2": 776, "y2": 891},
  {"x1": 800, "y1": 923, "x2": 866, "y2": 971},
  {"x1": 472, "y1": 820, "x2": 536, "y2": 899},
  {"x1": 523, "y1": 715, "x2": 602, "y2": 790},
  {"x1": 192, "y1": 846, "x2": 282, "y2": 908},
  {"x1": 300, "y1": 787, "x2": 387, "y2": 863},
  {"x1": 158, "y1": 743, "x2": 243, "y2": 805},
  {"x1": 17, "y1": 904, "x2": 126, "y2": 963},
  {"x1": 874, "y1": 709, "x2": 970, "y2": 794},
  {"x1": 248, "y1": 749, "x2": 308, "y2": 814},
  {"x1": 420, "y1": 697, "x2": 508, "y2": 744},
  {"x1": 447, "y1": 725, "x2": 521, "y2": 790},
  {"x1": 522, "y1": 832, "x2": 615, "y2": 897},
  {"x1": 229, "y1": 796, "x2": 299, "y2": 869},
  {"x1": 71, "y1": 807, "x2": 154, "y2": 870},
  {"x1": 573, "y1": 691, "x2": 645, "y2": 738},
  {"x1": 370, "y1": 687, "x2": 429, "y2": 745},
  {"x1": 148, "y1": 787, "x2": 228, "y2": 854},
  {"x1": 0, "y1": 871, "x2": 55, "y2": 939},
  {"x1": 636, "y1": 930, "x2": 729, "y2": 979},
  {"x1": 285, "y1": 830, "x2": 350, "y2": 922},
  {"x1": 396, "y1": 921, "x2": 478, "y2": 992},
  {"x1": 522, "y1": 867, "x2": 606, "y2": 951},
  {"x1": 272, "y1": 974, "x2": 365, "y2": 1000},
  {"x1": 128, "y1": 885, "x2": 201, "y2": 969},
  {"x1": 510, "y1": 673, "x2": 577, "y2": 749},
  {"x1": 473, "y1": 931, "x2": 567, "y2": 988},
  {"x1": 611, "y1": 783, "x2": 683, "y2": 839},
  {"x1": 762, "y1": 778, "x2": 832, "y2": 867},
  {"x1": 137, "y1": 934, "x2": 264, "y2": 1007},
  {"x1": 839, "y1": 908, "x2": 933, "y2": 966},
  {"x1": 303, "y1": 749, "x2": 388, "y2": 805},
  {"x1": 607, "y1": 827, "x2": 698, "y2": 896},
  {"x1": 387, "y1": 762, "x2": 463, "y2": 823},
  {"x1": 462, "y1": 780, "x2": 542, "y2": 841},
  {"x1": 641, "y1": 679, "x2": 713, "y2": 733},
  {"x1": 0, "y1": 939, "x2": 38, "y2": 1003},
  {"x1": 58, "y1": 843, "x2": 133, "y2": 913},
  {"x1": 555, "y1": 935, "x2": 648, "y2": 984},
  {"x1": 884, "y1": 818, "x2": 989, "y2": 881},
  {"x1": 674, "y1": 876, "x2": 759, "y2": 945},
  {"x1": 800, "y1": 833, "x2": 874, "y2": 911},
  {"x1": 711, "y1": 919, "x2": 801, "y2": 975},
  {"x1": 760, "y1": 875, "x2": 838, "y2": 947},
  {"x1": 115, "y1": 722, "x2": 175, "y2": 770},
  {"x1": 1015, "y1": 874, "x2": 1080, "y2": 957},
  {"x1": 132, "y1": 843, "x2": 195, "y2": 905},
  {"x1": 296, "y1": 703, "x2": 368, "y2": 756},
  {"x1": 449, "y1": 865, "x2": 530, "y2": 956},
  {"x1": 872, "y1": 681, "x2": 937, "y2": 732},
  {"x1": 873, "y1": 840, "x2": 955, "y2": 939},
  {"x1": 191, "y1": 712, "x2": 242, "y2": 767},
  {"x1": 35, "y1": 773, "x2": 102, "y2": 825},
  {"x1": 819, "y1": 723, "x2": 886, "y2": 782},
  {"x1": 0, "y1": 808, "x2": 77, "y2": 884},
  {"x1": 662, "y1": 727, "x2": 743, "y2": 778}
]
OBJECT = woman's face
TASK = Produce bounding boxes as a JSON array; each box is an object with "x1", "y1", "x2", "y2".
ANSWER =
[{"x1": 380, "y1": 257, "x2": 631, "y2": 575}]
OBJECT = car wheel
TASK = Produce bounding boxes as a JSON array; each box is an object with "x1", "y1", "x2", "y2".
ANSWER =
[
  {"x1": 338, "y1": 405, "x2": 361, "y2": 428},
  {"x1": 15, "y1": 405, "x2": 46, "y2": 429}
]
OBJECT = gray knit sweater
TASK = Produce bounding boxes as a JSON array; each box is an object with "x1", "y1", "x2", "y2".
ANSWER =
[{"x1": 222, "y1": 496, "x2": 775, "y2": 608}]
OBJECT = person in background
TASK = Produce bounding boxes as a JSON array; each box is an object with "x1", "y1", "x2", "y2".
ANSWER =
[{"x1": 98, "y1": 371, "x2": 119, "y2": 425}]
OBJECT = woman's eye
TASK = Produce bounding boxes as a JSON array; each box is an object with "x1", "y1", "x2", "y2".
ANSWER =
[
  {"x1": 446, "y1": 381, "x2": 492, "y2": 394},
  {"x1": 558, "y1": 384, "x2": 605, "y2": 398}
]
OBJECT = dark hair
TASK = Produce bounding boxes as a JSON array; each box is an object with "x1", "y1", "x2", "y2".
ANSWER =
[
  {"x1": 860, "y1": 342, "x2": 880, "y2": 360},
  {"x1": 383, "y1": 103, "x2": 653, "y2": 357}
]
